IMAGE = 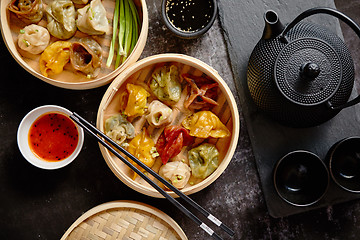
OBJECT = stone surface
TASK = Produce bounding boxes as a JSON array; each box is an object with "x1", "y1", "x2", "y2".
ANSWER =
[
  {"x1": 218, "y1": 0, "x2": 360, "y2": 238},
  {"x1": 218, "y1": 0, "x2": 360, "y2": 219},
  {"x1": 335, "y1": 0, "x2": 360, "y2": 92},
  {"x1": 1, "y1": 0, "x2": 360, "y2": 240}
]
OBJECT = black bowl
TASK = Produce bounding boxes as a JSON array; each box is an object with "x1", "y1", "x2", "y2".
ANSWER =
[
  {"x1": 161, "y1": 0, "x2": 218, "y2": 39},
  {"x1": 273, "y1": 150, "x2": 329, "y2": 207},
  {"x1": 328, "y1": 136, "x2": 360, "y2": 193}
]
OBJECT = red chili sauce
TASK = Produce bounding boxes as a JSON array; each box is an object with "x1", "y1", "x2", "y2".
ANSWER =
[{"x1": 28, "y1": 112, "x2": 79, "y2": 162}]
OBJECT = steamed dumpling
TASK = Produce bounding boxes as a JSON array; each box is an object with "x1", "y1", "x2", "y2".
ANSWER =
[
  {"x1": 145, "y1": 100, "x2": 174, "y2": 127},
  {"x1": 150, "y1": 65, "x2": 182, "y2": 104},
  {"x1": 188, "y1": 143, "x2": 219, "y2": 179},
  {"x1": 159, "y1": 161, "x2": 191, "y2": 189},
  {"x1": 46, "y1": 0, "x2": 76, "y2": 39},
  {"x1": 39, "y1": 41, "x2": 72, "y2": 77},
  {"x1": 7, "y1": 0, "x2": 44, "y2": 24},
  {"x1": 70, "y1": 38, "x2": 103, "y2": 78},
  {"x1": 105, "y1": 114, "x2": 135, "y2": 145},
  {"x1": 18, "y1": 24, "x2": 50, "y2": 54},
  {"x1": 76, "y1": 0, "x2": 109, "y2": 35}
]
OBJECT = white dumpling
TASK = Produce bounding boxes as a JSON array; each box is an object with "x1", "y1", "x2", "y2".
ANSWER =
[
  {"x1": 76, "y1": 0, "x2": 110, "y2": 35},
  {"x1": 146, "y1": 100, "x2": 174, "y2": 127},
  {"x1": 18, "y1": 24, "x2": 50, "y2": 54},
  {"x1": 159, "y1": 161, "x2": 191, "y2": 189}
]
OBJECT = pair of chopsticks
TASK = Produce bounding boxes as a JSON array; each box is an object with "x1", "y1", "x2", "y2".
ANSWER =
[{"x1": 70, "y1": 112, "x2": 234, "y2": 239}]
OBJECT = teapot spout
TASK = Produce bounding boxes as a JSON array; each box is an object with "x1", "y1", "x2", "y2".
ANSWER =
[{"x1": 262, "y1": 10, "x2": 284, "y2": 40}]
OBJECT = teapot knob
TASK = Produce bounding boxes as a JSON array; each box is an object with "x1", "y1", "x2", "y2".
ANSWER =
[{"x1": 300, "y1": 62, "x2": 320, "y2": 80}]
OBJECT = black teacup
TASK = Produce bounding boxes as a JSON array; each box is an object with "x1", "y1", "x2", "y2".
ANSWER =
[
  {"x1": 328, "y1": 136, "x2": 360, "y2": 193},
  {"x1": 274, "y1": 150, "x2": 329, "y2": 206}
]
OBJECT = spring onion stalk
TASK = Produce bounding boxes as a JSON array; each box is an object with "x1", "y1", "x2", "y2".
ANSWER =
[
  {"x1": 115, "y1": 0, "x2": 126, "y2": 68},
  {"x1": 128, "y1": 0, "x2": 139, "y2": 53},
  {"x1": 109, "y1": 0, "x2": 140, "y2": 69},
  {"x1": 122, "y1": 0, "x2": 133, "y2": 64},
  {"x1": 106, "y1": 0, "x2": 120, "y2": 67}
]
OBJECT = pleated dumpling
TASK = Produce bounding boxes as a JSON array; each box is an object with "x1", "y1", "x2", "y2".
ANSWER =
[
  {"x1": 104, "y1": 114, "x2": 135, "y2": 145},
  {"x1": 18, "y1": 24, "x2": 50, "y2": 54},
  {"x1": 7, "y1": 0, "x2": 44, "y2": 24},
  {"x1": 39, "y1": 41, "x2": 72, "y2": 77},
  {"x1": 70, "y1": 38, "x2": 103, "y2": 78},
  {"x1": 46, "y1": 0, "x2": 77, "y2": 39},
  {"x1": 188, "y1": 143, "x2": 219, "y2": 179},
  {"x1": 76, "y1": 0, "x2": 110, "y2": 35},
  {"x1": 146, "y1": 100, "x2": 174, "y2": 127},
  {"x1": 159, "y1": 161, "x2": 191, "y2": 189}
]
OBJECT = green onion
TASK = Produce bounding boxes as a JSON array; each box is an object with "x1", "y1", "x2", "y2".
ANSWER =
[
  {"x1": 128, "y1": 0, "x2": 139, "y2": 53},
  {"x1": 106, "y1": 0, "x2": 120, "y2": 67},
  {"x1": 20, "y1": 29, "x2": 25, "y2": 34},
  {"x1": 115, "y1": 0, "x2": 126, "y2": 68},
  {"x1": 122, "y1": 0, "x2": 133, "y2": 63},
  {"x1": 108, "y1": 0, "x2": 140, "y2": 69},
  {"x1": 23, "y1": 39, "x2": 30, "y2": 47}
]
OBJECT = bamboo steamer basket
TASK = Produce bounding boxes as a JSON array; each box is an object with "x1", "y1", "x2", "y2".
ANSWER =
[
  {"x1": 61, "y1": 200, "x2": 188, "y2": 240},
  {"x1": 0, "y1": 0, "x2": 148, "y2": 90},
  {"x1": 97, "y1": 54, "x2": 240, "y2": 198}
]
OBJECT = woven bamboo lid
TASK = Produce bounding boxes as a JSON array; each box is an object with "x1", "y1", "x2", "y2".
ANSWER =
[
  {"x1": 61, "y1": 200, "x2": 187, "y2": 240},
  {"x1": 0, "y1": 0, "x2": 148, "y2": 89}
]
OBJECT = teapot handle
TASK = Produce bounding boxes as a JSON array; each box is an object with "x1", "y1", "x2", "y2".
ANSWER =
[{"x1": 280, "y1": 7, "x2": 360, "y2": 111}]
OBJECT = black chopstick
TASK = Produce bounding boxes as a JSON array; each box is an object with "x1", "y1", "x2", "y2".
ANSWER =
[{"x1": 70, "y1": 112, "x2": 234, "y2": 239}]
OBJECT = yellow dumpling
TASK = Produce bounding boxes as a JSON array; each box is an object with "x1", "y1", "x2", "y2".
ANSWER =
[
  {"x1": 123, "y1": 84, "x2": 150, "y2": 117},
  {"x1": 127, "y1": 129, "x2": 156, "y2": 179},
  {"x1": 39, "y1": 41, "x2": 72, "y2": 77},
  {"x1": 182, "y1": 111, "x2": 231, "y2": 138}
]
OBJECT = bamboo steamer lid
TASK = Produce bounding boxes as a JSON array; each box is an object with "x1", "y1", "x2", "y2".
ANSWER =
[
  {"x1": 61, "y1": 200, "x2": 188, "y2": 240},
  {"x1": 0, "y1": 0, "x2": 148, "y2": 89},
  {"x1": 97, "y1": 54, "x2": 240, "y2": 198}
]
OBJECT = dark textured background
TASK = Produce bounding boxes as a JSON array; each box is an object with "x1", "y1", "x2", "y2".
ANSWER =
[
  {"x1": 218, "y1": 0, "x2": 360, "y2": 219},
  {"x1": 0, "y1": 0, "x2": 360, "y2": 239}
]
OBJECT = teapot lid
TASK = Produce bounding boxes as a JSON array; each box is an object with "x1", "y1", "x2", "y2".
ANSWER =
[{"x1": 274, "y1": 37, "x2": 342, "y2": 106}]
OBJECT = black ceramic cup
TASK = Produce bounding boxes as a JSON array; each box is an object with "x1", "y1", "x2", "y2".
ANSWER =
[
  {"x1": 328, "y1": 136, "x2": 360, "y2": 193},
  {"x1": 273, "y1": 150, "x2": 329, "y2": 207},
  {"x1": 161, "y1": 0, "x2": 218, "y2": 39}
]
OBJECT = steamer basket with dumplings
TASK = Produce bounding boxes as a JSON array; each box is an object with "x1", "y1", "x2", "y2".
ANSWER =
[
  {"x1": 0, "y1": 0, "x2": 148, "y2": 89},
  {"x1": 97, "y1": 54, "x2": 240, "y2": 198}
]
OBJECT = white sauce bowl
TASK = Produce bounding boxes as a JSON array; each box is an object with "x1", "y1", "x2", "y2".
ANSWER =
[{"x1": 17, "y1": 105, "x2": 84, "y2": 170}]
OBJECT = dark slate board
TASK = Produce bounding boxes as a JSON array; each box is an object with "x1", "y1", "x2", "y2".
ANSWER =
[{"x1": 218, "y1": 0, "x2": 360, "y2": 217}]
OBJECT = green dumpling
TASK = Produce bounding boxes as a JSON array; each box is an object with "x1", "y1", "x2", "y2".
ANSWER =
[
  {"x1": 188, "y1": 143, "x2": 219, "y2": 179},
  {"x1": 150, "y1": 65, "x2": 181, "y2": 103},
  {"x1": 46, "y1": 0, "x2": 76, "y2": 39},
  {"x1": 104, "y1": 114, "x2": 135, "y2": 145}
]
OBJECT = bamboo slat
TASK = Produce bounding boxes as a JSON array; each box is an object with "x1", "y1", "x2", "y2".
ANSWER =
[{"x1": 61, "y1": 201, "x2": 187, "y2": 240}]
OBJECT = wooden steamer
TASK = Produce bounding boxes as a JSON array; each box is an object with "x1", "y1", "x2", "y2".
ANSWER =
[
  {"x1": 0, "y1": 0, "x2": 148, "y2": 89},
  {"x1": 61, "y1": 200, "x2": 188, "y2": 240},
  {"x1": 97, "y1": 54, "x2": 240, "y2": 198}
]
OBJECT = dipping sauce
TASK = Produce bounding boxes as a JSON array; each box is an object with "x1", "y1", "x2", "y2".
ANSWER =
[
  {"x1": 165, "y1": 0, "x2": 214, "y2": 32},
  {"x1": 28, "y1": 112, "x2": 79, "y2": 162}
]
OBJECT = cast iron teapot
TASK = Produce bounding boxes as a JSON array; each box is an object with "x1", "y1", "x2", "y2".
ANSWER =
[{"x1": 247, "y1": 7, "x2": 360, "y2": 128}]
